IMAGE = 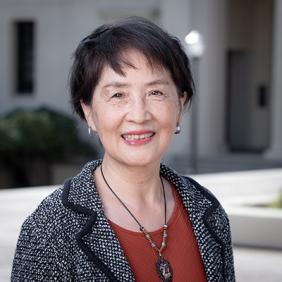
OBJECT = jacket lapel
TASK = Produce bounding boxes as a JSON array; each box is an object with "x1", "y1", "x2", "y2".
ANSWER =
[
  {"x1": 160, "y1": 165, "x2": 226, "y2": 282},
  {"x1": 62, "y1": 160, "x2": 135, "y2": 282}
]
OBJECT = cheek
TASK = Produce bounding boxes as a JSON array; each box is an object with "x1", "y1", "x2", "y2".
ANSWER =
[
  {"x1": 163, "y1": 101, "x2": 180, "y2": 123},
  {"x1": 93, "y1": 107, "x2": 121, "y2": 135},
  {"x1": 90, "y1": 100, "x2": 109, "y2": 128},
  {"x1": 157, "y1": 107, "x2": 179, "y2": 133}
]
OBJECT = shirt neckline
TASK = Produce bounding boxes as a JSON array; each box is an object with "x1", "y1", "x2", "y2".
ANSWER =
[{"x1": 108, "y1": 187, "x2": 180, "y2": 236}]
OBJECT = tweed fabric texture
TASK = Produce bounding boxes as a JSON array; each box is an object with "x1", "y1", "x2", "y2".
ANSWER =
[{"x1": 12, "y1": 159, "x2": 235, "y2": 281}]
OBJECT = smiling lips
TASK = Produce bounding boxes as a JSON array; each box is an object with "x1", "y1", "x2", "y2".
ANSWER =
[{"x1": 121, "y1": 131, "x2": 155, "y2": 145}]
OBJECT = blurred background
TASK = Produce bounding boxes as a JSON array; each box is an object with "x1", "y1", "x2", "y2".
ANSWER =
[
  {"x1": 0, "y1": 0, "x2": 282, "y2": 281},
  {"x1": 1, "y1": 0, "x2": 282, "y2": 188},
  {"x1": 0, "y1": 0, "x2": 282, "y2": 187}
]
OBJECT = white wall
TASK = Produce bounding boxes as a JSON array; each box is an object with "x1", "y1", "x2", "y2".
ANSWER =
[{"x1": 0, "y1": 0, "x2": 101, "y2": 116}]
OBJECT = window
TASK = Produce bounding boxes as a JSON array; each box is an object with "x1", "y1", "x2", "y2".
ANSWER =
[{"x1": 14, "y1": 21, "x2": 35, "y2": 94}]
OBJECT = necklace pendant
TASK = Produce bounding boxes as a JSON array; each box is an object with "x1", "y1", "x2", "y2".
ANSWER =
[{"x1": 156, "y1": 257, "x2": 173, "y2": 282}]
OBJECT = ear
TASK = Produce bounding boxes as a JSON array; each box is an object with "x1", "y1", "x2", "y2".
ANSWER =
[
  {"x1": 177, "y1": 91, "x2": 187, "y2": 122},
  {"x1": 80, "y1": 100, "x2": 97, "y2": 132}
]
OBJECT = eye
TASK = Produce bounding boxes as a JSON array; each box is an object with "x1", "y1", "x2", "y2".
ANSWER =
[
  {"x1": 111, "y1": 92, "x2": 124, "y2": 99},
  {"x1": 149, "y1": 90, "x2": 164, "y2": 96}
]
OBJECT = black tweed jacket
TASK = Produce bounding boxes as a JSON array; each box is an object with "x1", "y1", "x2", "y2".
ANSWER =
[{"x1": 12, "y1": 160, "x2": 235, "y2": 281}]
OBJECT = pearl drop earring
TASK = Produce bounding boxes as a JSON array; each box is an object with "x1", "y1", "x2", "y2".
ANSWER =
[{"x1": 174, "y1": 124, "x2": 181, "y2": 134}]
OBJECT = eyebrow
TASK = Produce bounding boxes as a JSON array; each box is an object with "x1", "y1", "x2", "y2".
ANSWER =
[
  {"x1": 146, "y1": 79, "x2": 170, "y2": 86},
  {"x1": 102, "y1": 82, "x2": 130, "y2": 89},
  {"x1": 102, "y1": 79, "x2": 170, "y2": 89}
]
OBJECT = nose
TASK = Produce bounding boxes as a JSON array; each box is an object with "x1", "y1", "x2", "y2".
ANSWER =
[{"x1": 126, "y1": 96, "x2": 151, "y2": 123}]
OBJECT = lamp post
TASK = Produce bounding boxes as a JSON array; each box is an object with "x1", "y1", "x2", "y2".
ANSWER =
[{"x1": 185, "y1": 30, "x2": 205, "y2": 174}]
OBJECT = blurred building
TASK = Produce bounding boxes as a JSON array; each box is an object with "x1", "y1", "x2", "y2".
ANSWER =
[{"x1": 0, "y1": 0, "x2": 282, "y2": 173}]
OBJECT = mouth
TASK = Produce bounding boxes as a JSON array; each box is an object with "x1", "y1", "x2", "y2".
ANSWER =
[
  {"x1": 121, "y1": 131, "x2": 155, "y2": 145},
  {"x1": 121, "y1": 132, "x2": 155, "y2": 141}
]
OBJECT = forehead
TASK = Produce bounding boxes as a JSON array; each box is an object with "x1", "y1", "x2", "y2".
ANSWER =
[{"x1": 97, "y1": 49, "x2": 172, "y2": 86}]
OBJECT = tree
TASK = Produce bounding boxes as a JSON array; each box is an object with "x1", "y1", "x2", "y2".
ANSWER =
[{"x1": 0, "y1": 107, "x2": 97, "y2": 188}]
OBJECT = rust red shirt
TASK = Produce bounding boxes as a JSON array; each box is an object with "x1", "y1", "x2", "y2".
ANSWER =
[{"x1": 110, "y1": 188, "x2": 207, "y2": 281}]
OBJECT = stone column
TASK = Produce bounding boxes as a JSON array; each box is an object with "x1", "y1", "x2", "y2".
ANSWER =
[
  {"x1": 184, "y1": 0, "x2": 227, "y2": 158},
  {"x1": 266, "y1": 0, "x2": 282, "y2": 159}
]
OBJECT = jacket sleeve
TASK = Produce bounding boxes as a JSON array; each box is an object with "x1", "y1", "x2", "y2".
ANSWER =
[
  {"x1": 213, "y1": 204, "x2": 235, "y2": 282},
  {"x1": 11, "y1": 214, "x2": 72, "y2": 281}
]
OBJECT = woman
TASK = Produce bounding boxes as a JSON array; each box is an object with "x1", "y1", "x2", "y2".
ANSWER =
[{"x1": 12, "y1": 17, "x2": 235, "y2": 281}]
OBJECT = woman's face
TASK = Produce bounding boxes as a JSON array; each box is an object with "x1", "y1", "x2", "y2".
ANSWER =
[{"x1": 82, "y1": 49, "x2": 185, "y2": 167}]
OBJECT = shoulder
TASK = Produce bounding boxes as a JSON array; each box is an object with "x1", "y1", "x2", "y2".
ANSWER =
[
  {"x1": 18, "y1": 159, "x2": 103, "y2": 240},
  {"x1": 182, "y1": 174, "x2": 229, "y2": 219},
  {"x1": 167, "y1": 168, "x2": 231, "y2": 235},
  {"x1": 18, "y1": 180, "x2": 88, "y2": 243},
  {"x1": 12, "y1": 185, "x2": 77, "y2": 280},
  {"x1": 161, "y1": 163, "x2": 229, "y2": 222},
  {"x1": 182, "y1": 175, "x2": 221, "y2": 206},
  {"x1": 15, "y1": 184, "x2": 79, "y2": 256},
  {"x1": 22, "y1": 186, "x2": 67, "y2": 236},
  {"x1": 182, "y1": 175, "x2": 231, "y2": 242},
  {"x1": 161, "y1": 163, "x2": 222, "y2": 211}
]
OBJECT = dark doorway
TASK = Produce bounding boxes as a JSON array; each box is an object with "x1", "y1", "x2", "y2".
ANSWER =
[{"x1": 226, "y1": 0, "x2": 273, "y2": 152}]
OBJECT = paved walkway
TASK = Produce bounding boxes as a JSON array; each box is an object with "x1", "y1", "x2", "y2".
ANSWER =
[
  {"x1": 233, "y1": 247, "x2": 282, "y2": 282},
  {"x1": 1, "y1": 182, "x2": 282, "y2": 281}
]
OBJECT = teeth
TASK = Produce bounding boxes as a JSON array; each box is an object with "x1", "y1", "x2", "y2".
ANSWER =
[{"x1": 123, "y1": 133, "x2": 154, "y2": 140}]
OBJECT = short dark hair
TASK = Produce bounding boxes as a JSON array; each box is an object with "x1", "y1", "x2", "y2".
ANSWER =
[{"x1": 69, "y1": 16, "x2": 194, "y2": 120}]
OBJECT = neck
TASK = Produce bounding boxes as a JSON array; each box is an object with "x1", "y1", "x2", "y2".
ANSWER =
[{"x1": 98, "y1": 155, "x2": 163, "y2": 205}]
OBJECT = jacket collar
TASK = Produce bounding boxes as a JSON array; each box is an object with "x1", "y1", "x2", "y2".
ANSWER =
[{"x1": 62, "y1": 160, "x2": 226, "y2": 282}]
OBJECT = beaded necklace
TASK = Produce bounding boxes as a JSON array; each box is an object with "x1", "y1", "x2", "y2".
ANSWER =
[{"x1": 100, "y1": 165, "x2": 173, "y2": 282}]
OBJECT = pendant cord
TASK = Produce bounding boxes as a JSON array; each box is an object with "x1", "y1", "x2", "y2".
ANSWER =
[
  {"x1": 100, "y1": 164, "x2": 167, "y2": 231},
  {"x1": 100, "y1": 164, "x2": 173, "y2": 281},
  {"x1": 161, "y1": 176, "x2": 167, "y2": 225}
]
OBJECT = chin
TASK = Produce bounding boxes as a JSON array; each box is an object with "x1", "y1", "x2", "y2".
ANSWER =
[
  {"x1": 124, "y1": 155, "x2": 160, "y2": 167},
  {"x1": 106, "y1": 152, "x2": 161, "y2": 168},
  {"x1": 103, "y1": 143, "x2": 170, "y2": 168}
]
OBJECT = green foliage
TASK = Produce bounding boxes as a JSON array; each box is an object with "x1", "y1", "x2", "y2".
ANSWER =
[
  {"x1": 268, "y1": 191, "x2": 282, "y2": 209},
  {"x1": 0, "y1": 107, "x2": 96, "y2": 162}
]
